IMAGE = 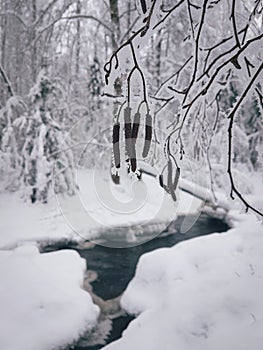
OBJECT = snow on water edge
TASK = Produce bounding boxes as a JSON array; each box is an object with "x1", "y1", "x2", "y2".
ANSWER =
[
  {"x1": 0, "y1": 245, "x2": 99, "y2": 350},
  {"x1": 102, "y1": 212, "x2": 263, "y2": 350},
  {"x1": 0, "y1": 169, "x2": 203, "y2": 249}
]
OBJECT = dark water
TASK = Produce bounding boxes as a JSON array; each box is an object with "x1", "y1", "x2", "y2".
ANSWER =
[
  {"x1": 76, "y1": 214, "x2": 229, "y2": 300},
  {"x1": 75, "y1": 315, "x2": 135, "y2": 350},
  {"x1": 47, "y1": 214, "x2": 229, "y2": 350}
]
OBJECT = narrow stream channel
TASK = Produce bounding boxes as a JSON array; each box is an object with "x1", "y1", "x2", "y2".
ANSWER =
[{"x1": 44, "y1": 214, "x2": 229, "y2": 350}]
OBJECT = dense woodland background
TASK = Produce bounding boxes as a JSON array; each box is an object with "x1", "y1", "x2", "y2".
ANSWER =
[{"x1": 0, "y1": 0, "x2": 262, "y2": 215}]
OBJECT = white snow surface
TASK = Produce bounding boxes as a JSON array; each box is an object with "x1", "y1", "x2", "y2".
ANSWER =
[
  {"x1": 0, "y1": 192, "x2": 75, "y2": 250},
  {"x1": 102, "y1": 213, "x2": 263, "y2": 350},
  {"x1": 0, "y1": 245, "x2": 99, "y2": 350},
  {"x1": 57, "y1": 168, "x2": 180, "y2": 240},
  {"x1": 0, "y1": 169, "x2": 202, "y2": 249},
  {"x1": 0, "y1": 169, "x2": 201, "y2": 350}
]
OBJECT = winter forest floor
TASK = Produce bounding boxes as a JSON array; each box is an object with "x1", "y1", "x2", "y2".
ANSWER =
[{"x1": 0, "y1": 170, "x2": 262, "y2": 350}]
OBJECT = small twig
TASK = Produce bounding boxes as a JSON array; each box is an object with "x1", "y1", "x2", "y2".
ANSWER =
[
  {"x1": 153, "y1": 0, "x2": 186, "y2": 30},
  {"x1": 0, "y1": 64, "x2": 14, "y2": 97},
  {"x1": 154, "y1": 56, "x2": 193, "y2": 96},
  {"x1": 185, "y1": 33, "x2": 263, "y2": 109},
  {"x1": 244, "y1": 56, "x2": 255, "y2": 78},
  {"x1": 186, "y1": 0, "x2": 195, "y2": 39},
  {"x1": 101, "y1": 92, "x2": 124, "y2": 98},
  {"x1": 230, "y1": 0, "x2": 241, "y2": 48},
  {"x1": 182, "y1": 0, "x2": 209, "y2": 104},
  {"x1": 119, "y1": 16, "x2": 140, "y2": 44},
  {"x1": 168, "y1": 86, "x2": 186, "y2": 95}
]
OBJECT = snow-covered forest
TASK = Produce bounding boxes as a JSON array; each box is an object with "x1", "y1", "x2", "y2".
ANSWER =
[{"x1": 0, "y1": 0, "x2": 263, "y2": 349}]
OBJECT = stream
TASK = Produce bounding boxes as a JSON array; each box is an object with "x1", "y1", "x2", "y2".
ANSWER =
[{"x1": 44, "y1": 214, "x2": 229, "y2": 350}]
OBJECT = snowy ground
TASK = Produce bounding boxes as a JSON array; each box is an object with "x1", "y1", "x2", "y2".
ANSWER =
[
  {"x1": 102, "y1": 211, "x2": 263, "y2": 350},
  {"x1": 0, "y1": 168, "x2": 202, "y2": 350},
  {"x1": 0, "y1": 191, "x2": 75, "y2": 250},
  {"x1": 3, "y1": 168, "x2": 259, "y2": 350},
  {"x1": 57, "y1": 168, "x2": 203, "y2": 244},
  {"x1": 0, "y1": 169, "x2": 202, "y2": 249},
  {"x1": 0, "y1": 191, "x2": 100, "y2": 350},
  {"x1": 0, "y1": 245, "x2": 99, "y2": 350}
]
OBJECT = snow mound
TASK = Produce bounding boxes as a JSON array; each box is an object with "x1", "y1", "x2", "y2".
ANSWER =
[
  {"x1": 0, "y1": 170, "x2": 202, "y2": 249},
  {"x1": 0, "y1": 245, "x2": 99, "y2": 350},
  {"x1": 0, "y1": 192, "x2": 75, "y2": 249},
  {"x1": 56, "y1": 169, "x2": 202, "y2": 246},
  {"x1": 103, "y1": 214, "x2": 263, "y2": 350}
]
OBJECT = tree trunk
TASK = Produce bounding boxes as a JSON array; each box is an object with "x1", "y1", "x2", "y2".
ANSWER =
[
  {"x1": 31, "y1": 0, "x2": 37, "y2": 82},
  {"x1": 109, "y1": 0, "x2": 120, "y2": 50},
  {"x1": 75, "y1": 0, "x2": 81, "y2": 76}
]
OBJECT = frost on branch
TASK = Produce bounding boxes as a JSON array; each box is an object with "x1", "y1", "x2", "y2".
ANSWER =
[{"x1": 103, "y1": 0, "x2": 263, "y2": 215}]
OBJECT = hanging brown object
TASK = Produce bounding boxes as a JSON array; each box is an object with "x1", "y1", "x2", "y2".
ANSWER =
[
  {"x1": 142, "y1": 113, "x2": 152, "y2": 158},
  {"x1": 169, "y1": 165, "x2": 180, "y2": 202},
  {"x1": 132, "y1": 112, "x2": 140, "y2": 141},
  {"x1": 231, "y1": 57, "x2": 242, "y2": 69},
  {"x1": 130, "y1": 139, "x2": 137, "y2": 172},
  {"x1": 130, "y1": 112, "x2": 141, "y2": 172},
  {"x1": 170, "y1": 184, "x2": 177, "y2": 201},
  {"x1": 130, "y1": 140, "x2": 137, "y2": 172},
  {"x1": 167, "y1": 159, "x2": 178, "y2": 202},
  {"x1": 112, "y1": 122, "x2": 121, "y2": 168},
  {"x1": 167, "y1": 159, "x2": 173, "y2": 191},
  {"x1": 140, "y1": 0, "x2": 147, "y2": 14},
  {"x1": 159, "y1": 174, "x2": 164, "y2": 188},
  {"x1": 173, "y1": 167, "x2": 180, "y2": 192},
  {"x1": 111, "y1": 172, "x2": 120, "y2": 185},
  {"x1": 124, "y1": 107, "x2": 132, "y2": 159},
  {"x1": 159, "y1": 171, "x2": 170, "y2": 193},
  {"x1": 130, "y1": 156, "x2": 137, "y2": 172}
]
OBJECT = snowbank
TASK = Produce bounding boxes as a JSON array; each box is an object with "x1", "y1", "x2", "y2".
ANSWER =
[
  {"x1": 0, "y1": 244, "x2": 99, "y2": 350},
  {"x1": 56, "y1": 169, "x2": 202, "y2": 245},
  {"x1": 180, "y1": 178, "x2": 230, "y2": 211},
  {"x1": 0, "y1": 169, "x2": 202, "y2": 249},
  {"x1": 102, "y1": 213, "x2": 263, "y2": 350},
  {"x1": 0, "y1": 192, "x2": 75, "y2": 249},
  {"x1": 59, "y1": 168, "x2": 177, "y2": 238}
]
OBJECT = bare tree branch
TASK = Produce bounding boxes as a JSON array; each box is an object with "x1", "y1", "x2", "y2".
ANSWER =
[
  {"x1": 182, "y1": 0, "x2": 209, "y2": 104},
  {"x1": 227, "y1": 62, "x2": 263, "y2": 217},
  {"x1": 0, "y1": 64, "x2": 14, "y2": 97},
  {"x1": 230, "y1": 0, "x2": 241, "y2": 48},
  {"x1": 153, "y1": 0, "x2": 186, "y2": 30}
]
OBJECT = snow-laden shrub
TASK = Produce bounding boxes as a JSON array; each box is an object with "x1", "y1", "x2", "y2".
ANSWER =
[{"x1": 0, "y1": 71, "x2": 75, "y2": 202}]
